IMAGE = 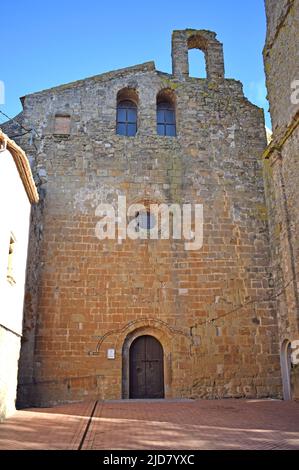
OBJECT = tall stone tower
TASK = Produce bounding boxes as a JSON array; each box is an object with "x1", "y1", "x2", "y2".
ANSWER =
[
  {"x1": 2, "y1": 29, "x2": 282, "y2": 406},
  {"x1": 263, "y1": 0, "x2": 299, "y2": 399}
]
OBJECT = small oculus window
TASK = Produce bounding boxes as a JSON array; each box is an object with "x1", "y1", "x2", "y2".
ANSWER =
[{"x1": 136, "y1": 211, "x2": 156, "y2": 231}]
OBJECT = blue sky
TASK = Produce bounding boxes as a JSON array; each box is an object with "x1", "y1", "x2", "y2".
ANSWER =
[{"x1": 0, "y1": 0, "x2": 270, "y2": 128}]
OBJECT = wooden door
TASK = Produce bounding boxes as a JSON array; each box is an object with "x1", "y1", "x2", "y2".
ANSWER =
[{"x1": 129, "y1": 335, "x2": 164, "y2": 399}]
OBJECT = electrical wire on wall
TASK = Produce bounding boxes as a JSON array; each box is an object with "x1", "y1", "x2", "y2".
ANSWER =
[{"x1": 0, "y1": 109, "x2": 39, "y2": 149}]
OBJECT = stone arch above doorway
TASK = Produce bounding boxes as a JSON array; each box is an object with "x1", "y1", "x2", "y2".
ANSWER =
[{"x1": 122, "y1": 325, "x2": 172, "y2": 399}]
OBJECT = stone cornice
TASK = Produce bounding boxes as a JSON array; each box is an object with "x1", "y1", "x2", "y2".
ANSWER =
[{"x1": 262, "y1": 111, "x2": 299, "y2": 161}]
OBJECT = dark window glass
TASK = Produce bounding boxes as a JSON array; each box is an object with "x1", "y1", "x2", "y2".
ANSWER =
[
  {"x1": 136, "y1": 212, "x2": 156, "y2": 231},
  {"x1": 127, "y1": 109, "x2": 137, "y2": 122},
  {"x1": 127, "y1": 124, "x2": 137, "y2": 136},
  {"x1": 157, "y1": 101, "x2": 176, "y2": 136},
  {"x1": 116, "y1": 123, "x2": 126, "y2": 136},
  {"x1": 157, "y1": 124, "x2": 164, "y2": 136},
  {"x1": 165, "y1": 110, "x2": 175, "y2": 124},
  {"x1": 116, "y1": 100, "x2": 137, "y2": 136},
  {"x1": 117, "y1": 108, "x2": 126, "y2": 121},
  {"x1": 157, "y1": 110, "x2": 164, "y2": 122},
  {"x1": 166, "y1": 124, "x2": 176, "y2": 136}
]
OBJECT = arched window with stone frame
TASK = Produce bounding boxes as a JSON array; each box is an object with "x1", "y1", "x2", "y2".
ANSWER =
[
  {"x1": 116, "y1": 88, "x2": 138, "y2": 137},
  {"x1": 156, "y1": 89, "x2": 176, "y2": 137}
]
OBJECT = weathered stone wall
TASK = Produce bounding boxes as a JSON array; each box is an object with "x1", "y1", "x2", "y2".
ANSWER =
[
  {"x1": 15, "y1": 29, "x2": 281, "y2": 406},
  {"x1": 264, "y1": 0, "x2": 299, "y2": 130},
  {"x1": 263, "y1": 0, "x2": 299, "y2": 399},
  {"x1": 0, "y1": 112, "x2": 24, "y2": 140}
]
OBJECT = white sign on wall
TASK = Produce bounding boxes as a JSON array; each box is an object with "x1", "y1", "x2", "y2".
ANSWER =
[{"x1": 107, "y1": 349, "x2": 115, "y2": 360}]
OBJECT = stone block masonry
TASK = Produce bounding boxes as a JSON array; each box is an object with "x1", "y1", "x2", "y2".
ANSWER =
[
  {"x1": 1, "y1": 29, "x2": 282, "y2": 406},
  {"x1": 263, "y1": 0, "x2": 299, "y2": 399}
]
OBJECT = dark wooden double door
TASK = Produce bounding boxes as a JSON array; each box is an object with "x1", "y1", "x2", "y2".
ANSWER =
[{"x1": 129, "y1": 335, "x2": 164, "y2": 399}]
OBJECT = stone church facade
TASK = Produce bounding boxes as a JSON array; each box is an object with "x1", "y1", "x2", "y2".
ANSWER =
[
  {"x1": 6, "y1": 27, "x2": 282, "y2": 407},
  {"x1": 3, "y1": 6, "x2": 298, "y2": 407}
]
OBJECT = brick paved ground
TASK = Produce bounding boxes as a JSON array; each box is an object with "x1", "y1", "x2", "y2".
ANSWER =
[{"x1": 0, "y1": 399, "x2": 299, "y2": 450}]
